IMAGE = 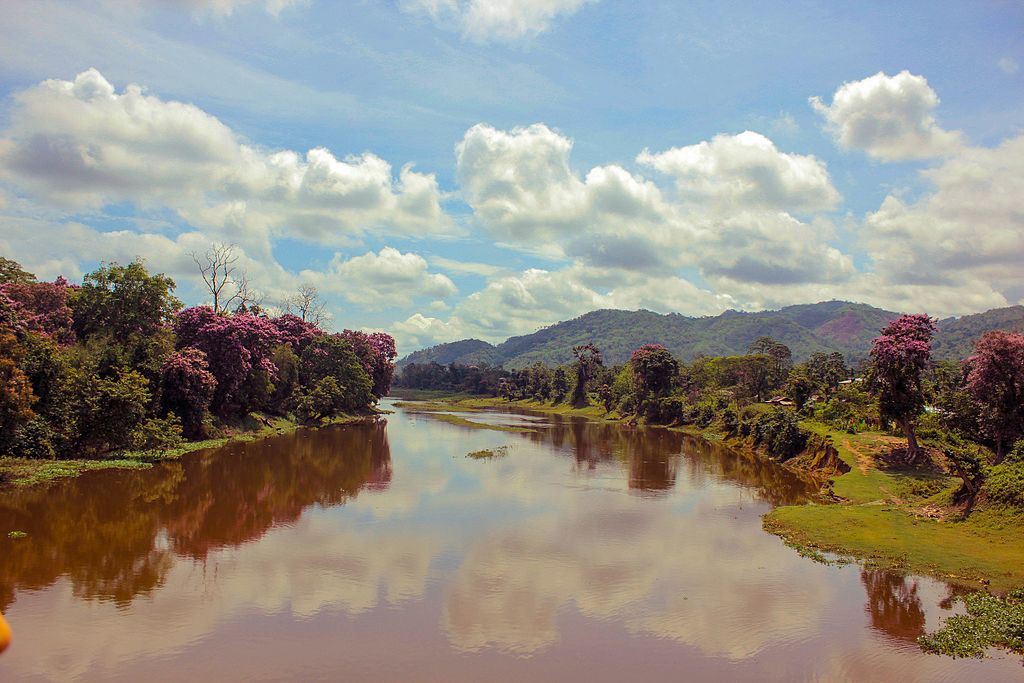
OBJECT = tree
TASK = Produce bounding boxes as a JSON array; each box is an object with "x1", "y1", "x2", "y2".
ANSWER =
[
  {"x1": 283, "y1": 285, "x2": 330, "y2": 327},
  {"x1": 173, "y1": 307, "x2": 283, "y2": 416},
  {"x1": 270, "y1": 314, "x2": 322, "y2": 354},
  {"x1": 71, "y1": 260, "x2": 181, "y2": 339},
  {"x1": 299, "y1": 335, "x2": 373, "y2": 413},
  {"x1": 0, "y1": 331, "x2": 36, "y2": 453},
  {"x1": 0, "y1": 257, "x2": 36, "y2": 285},
  {"x1": 160, "y1": 348, "x2": 217, "y2": 439},
  {"x1": 964, "y1": 330, "x2": 1024, "y2": 462},
  {"x1": 630, "y1": 344, "x2": 679, "y2": 399},
  {"x1": 868, "y1": 314, "x2": 936, "y2": 465},
  {"x1": 570, "y1": 343, "x2": 603, "y2": 407},
  {"x1": 786, "y1": 368, "x2": 816, "y2": 410},
  {"x1": 339, "y1": 330, "x2": 397, "y2": 399},
  {"x1": 0, "y1": 279, "x2": 75, "y2": 344},
  {"x1": 552, "y1": 367, "x2": 569, "y2": 402},
  {"x1": 191, "y1": 244, "x2": 258, "y2": 315},
  {"x1": 806, "y1": 351, "x2": 848, "y2": 390},
  {"x1": 748, "y1": 336, "x2": 792, "y2": 390},
  {"x1": 71, "y1": 368, "x2": 151, "y2": 455}
]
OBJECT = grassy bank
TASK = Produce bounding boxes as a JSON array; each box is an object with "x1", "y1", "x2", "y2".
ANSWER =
[
  {"x1": 0, "y1": 413, "x2": 371, "y2": 490},
  {"x1": 763, "y1": 427, "x2": 1024, "y2": 591},
  {"x1": 437, "y1": 396, "x2": 615, "y2": 420}
]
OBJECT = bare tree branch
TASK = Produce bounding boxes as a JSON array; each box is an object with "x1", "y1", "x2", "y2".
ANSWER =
[
  {"x1": 191, "y1": 243, "x2": 258, "y2": 314},
  {"x1": 283, "y1": 284, "x2": 330, "y2": 326}
]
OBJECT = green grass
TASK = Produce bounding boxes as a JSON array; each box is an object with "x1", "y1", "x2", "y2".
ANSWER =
[
  {"x1": 764, "y1": 424, "x2": 1024, "y2": 591},
  {"x1": 0, "y1": 457, "x2": 154, "y2": 488}
]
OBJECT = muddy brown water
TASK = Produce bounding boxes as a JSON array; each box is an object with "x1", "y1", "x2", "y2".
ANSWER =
[{"x1": 0, "y1": 400, "x2": 1020, "y2": 682}]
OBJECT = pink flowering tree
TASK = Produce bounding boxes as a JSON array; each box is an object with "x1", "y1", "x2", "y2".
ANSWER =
[
  {"x1": 160, "y1": 348, "x2": 217, "y2": 438},
  {"x1": 630, "y1": 344, "x2": 679, "y2": 399},
  {"x1": 339, "y1": 330, "x2": 397, "y2": 399},
  {"x1": 965, "y1": 330, "x2": 1024, "y2": 462},
  {"x1": 270, "y1": 314, "x2": 322, "y2": 354},
  {"x1": 174, "y1": 307, "x2": 283, "y2": 416},
  {"x1": 0, "y1": 279, "x2": 74, "y2": 344},
  {"x1": 868, "y1": 314, "x2": 936, "y2": 464}
]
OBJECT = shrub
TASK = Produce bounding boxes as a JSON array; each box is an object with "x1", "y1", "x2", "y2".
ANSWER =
[
  {"x1": 721, "y1": 408, "x2": 738, "y2": 435},
  {"x1": 160, "y1": 348, "x2": 217, "y2": 439},
  {"x1": 295, "y1": 376, "x2": 345, "y2": 424},
  {"x1": 9, "y1": 417, "x2": 56, "y2": 459},
  {"x1": 984, "y1": 458, "x2": 1024, "y2": 509},
  {"x1": 129, "y1": 415, "x2": 184, "y2": 451},
  {"x1": 643, "y1": 396, "x2": 685, "y2": 424},
  {"x1": 752, "y1": 408, "x2": 808, "y2": 460}
]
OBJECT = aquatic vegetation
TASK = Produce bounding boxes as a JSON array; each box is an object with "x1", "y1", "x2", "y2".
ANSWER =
[
  {"x1": 467, "y1": 446, "x2": 510, "y2": 459},
  {"x1": 920, "y1": 589, "x2": 1024, "y2": 658}
]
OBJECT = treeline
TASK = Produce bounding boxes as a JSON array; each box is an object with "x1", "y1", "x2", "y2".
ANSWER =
[
  {"x1": 393, "y1": 362, "x2": 510, "y2": 395},
  {"x1": 0, "y1": 255, "x2": 396, "y2": 461},
  {"x1": 397, "y1": 315, "x2": 1024, "y2": 496}
]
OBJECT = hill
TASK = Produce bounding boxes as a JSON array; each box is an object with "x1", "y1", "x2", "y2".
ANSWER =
[
  {"x1": 397, "y1": 338, "x2": 498, "y2": 367},
  {"x1": 398, "y1": 301, "x2": 1024, "y2": 369}
]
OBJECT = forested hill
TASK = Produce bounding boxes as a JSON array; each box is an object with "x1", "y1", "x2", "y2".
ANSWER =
[{"x1": 398, "y1": 301, "x2": 1024, "y2": 369}]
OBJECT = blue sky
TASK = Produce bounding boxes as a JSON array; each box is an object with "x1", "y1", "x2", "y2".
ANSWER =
[{"x1": 0, "y1": 0, "x2": 1022, "y2": 353}]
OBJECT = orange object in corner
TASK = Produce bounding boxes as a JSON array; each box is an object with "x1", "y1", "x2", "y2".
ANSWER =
[{"x1": 0, "y1": 612, "x2": 10, "y2": 654}]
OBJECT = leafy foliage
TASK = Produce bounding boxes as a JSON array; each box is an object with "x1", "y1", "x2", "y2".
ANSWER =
[
  {"x1": 869, "y1": 314, "x2": 936, "y2": 462},
  {"x1": 919, "y1": 590, "x2": 1024, "y2": 658},
  {"x1": 0, "y1": 257, "x2": 389, "y2": 459},
  {"x1": 71, "y1": 260, "x2": 181, "y2": 340},
  {"x1": 160, "y1": 348, "x2": 217, "y2": 439},
  {"x1": 965, "y1": 330, "x2": 1024, "y2": 460}
]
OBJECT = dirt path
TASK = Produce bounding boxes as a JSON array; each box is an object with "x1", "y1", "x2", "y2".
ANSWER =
[{"x1": 842, "y1": 437, "x2": 874, "y2": 474}]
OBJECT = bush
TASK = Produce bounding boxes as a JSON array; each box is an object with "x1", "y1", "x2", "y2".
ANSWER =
[
  {"x1": 984, "y1": 460, "x2": 1024, "y2": 508},
  {"x1": 129, "y1": 415, "x2": 184, "y2": 451},
  {"x1": 642, "y1": 396, "x2": 685, "y2": 424},
  {"x1": 752, "y1": 408, "x2": 808, "y2": 460},
  {"x1": 295, "y1": 376, "x2": 345, "y2": 424},
  {"x1": 9, "y1": 417, "x2": 56, "y2": 459},
  {"x1": 721, "y1": 408, "x2": 738, "y2": 434}
]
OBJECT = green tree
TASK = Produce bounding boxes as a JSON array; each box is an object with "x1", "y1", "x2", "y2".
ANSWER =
[
  {"x1": 0, "y1": 257, "x2": 36, "y2": 285},
  {"x1": 570, "y1": 344, "x2": 602, "y2": 407},
  {"x1": 71, "y1": 260, "x2": 182, "y2": 340},
  {"x1": 299, "y1": 336, "x2": 373, "y2": 413},
  {"x1": 786, "y1": 368, "x2": 816, "y2": 410}
]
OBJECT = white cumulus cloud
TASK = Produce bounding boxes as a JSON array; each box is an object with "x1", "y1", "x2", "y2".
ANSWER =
[
  {"x1": 811, "y1": 71, "x2": 963, "y2": 161},
  {"x1": 0, "y1": 69, "x2": 453, "y2": 251},
  {"x1": 302, "y1": 247, "x2": 458, "y2": 310},
  {"x1": 637, "y1": 131, "x2": 840, "y2": 213}
]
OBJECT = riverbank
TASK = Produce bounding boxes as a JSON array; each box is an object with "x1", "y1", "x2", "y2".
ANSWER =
[
  {"x1": 393, "y1": 394, "x2": 1024, "y2": 593},
  {"x1": 763, "y1": 428, "x2": 1024, "y2": 592},
  {"x1": 0, "y1": 413, "x2": 374, "y2": 490}
]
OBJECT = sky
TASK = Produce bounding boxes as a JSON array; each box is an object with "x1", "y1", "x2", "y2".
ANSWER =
[{"x1": 0, "y1": 0, "x2": 1022, "y2": 354}]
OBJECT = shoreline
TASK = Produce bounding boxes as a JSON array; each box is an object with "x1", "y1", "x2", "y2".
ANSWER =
[
  {"x1": 0, "y1": 412, "x2": 376, "y2": 491},
  {"x1": 396, "y1": 394, "x2": 1024, "y2": 592}
]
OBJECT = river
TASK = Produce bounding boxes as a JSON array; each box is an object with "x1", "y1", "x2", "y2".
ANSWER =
[{"x1": 0, "y1": 400, "x2": 1019, "y2": 681}]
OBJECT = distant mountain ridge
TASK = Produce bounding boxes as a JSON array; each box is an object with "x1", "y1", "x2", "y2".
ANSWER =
[{"x1": 398, "y1": 301, "x2": 1024, "y2": 369}]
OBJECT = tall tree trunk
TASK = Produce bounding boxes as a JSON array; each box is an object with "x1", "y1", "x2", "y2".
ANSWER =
[
  {"x1": 994, "y1": 438, "x2": 1005, "y2": 465},
  {"x1": 899, "y1": 416, "x2": 920, "y2": 465}
]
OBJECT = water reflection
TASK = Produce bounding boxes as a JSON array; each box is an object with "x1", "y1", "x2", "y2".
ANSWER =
[
  {"x1": 443, "y1": 499, "x2": 833, "y2": 658},
  {"x1": 0, "y1": 405, "x2": 1018, "y2": 682},
  {"x1": 861, "y1": 569, "x2": 926, "y2": 645},
  {"x1": 0, "y1": 420, "x2": 392, "y2": 611}
]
